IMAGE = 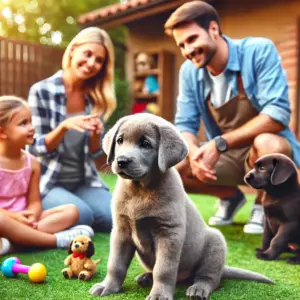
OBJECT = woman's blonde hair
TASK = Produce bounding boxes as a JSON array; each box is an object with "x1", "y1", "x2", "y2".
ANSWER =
[
  {"x1": 0, "y1": 95, "x2": 28, "y2": 127},
  {"x1": 62, "y1": 27, "x2": 116, "y2": 120}
]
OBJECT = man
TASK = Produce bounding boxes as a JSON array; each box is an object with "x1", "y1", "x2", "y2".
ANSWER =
[{"x1": 164, "y1": 0, "x2": 300, "y2": 234}]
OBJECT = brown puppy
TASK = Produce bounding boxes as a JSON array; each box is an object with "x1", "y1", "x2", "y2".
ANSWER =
[
  {"x1": 62, "y1": 235, "x2": 101, "y2": 280},
  {"x1": 244, "y1": 153, "x2": 300, "y2": 264}
]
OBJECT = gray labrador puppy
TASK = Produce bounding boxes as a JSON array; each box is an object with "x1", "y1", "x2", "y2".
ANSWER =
[
  {"x1": 244, "y1": 153, "x2": 300, "y2": 264},
  {"x1": 90, "y1": 114, "x2": 273, "y2": 300}
]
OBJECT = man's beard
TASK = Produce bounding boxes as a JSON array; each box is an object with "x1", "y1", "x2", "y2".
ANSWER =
[{"x1": 190, "y1": 45, "x2": 216, "y2": 69}]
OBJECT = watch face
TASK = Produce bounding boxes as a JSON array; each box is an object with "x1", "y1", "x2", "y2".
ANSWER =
[
  {"x1": 219, "y1": 140, "x2": 227, "y2": 151},
  {"x1": 216, "y1": 137, "x2": 228, "y2": 152}
]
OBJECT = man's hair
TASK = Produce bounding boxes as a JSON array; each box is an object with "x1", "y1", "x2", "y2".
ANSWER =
[{"x1": 164, "y1": 1, "x2": 221, "y2": 36}]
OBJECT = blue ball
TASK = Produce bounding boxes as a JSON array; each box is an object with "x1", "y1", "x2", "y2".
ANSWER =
[{"x1": 1, "y1": 257, "x2": 18, "y2": 277}]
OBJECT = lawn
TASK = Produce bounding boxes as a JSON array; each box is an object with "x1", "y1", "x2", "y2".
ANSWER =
[{"x1": 1, "y1": 173, "x2": 300, "y2": 300}]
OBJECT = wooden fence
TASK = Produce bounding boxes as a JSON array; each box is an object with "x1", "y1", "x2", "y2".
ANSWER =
[{"x1": 0, "y1": 36, "x2": 64, "y2": 99}]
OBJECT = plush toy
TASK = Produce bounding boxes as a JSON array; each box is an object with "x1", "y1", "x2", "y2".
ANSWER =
[
  {"x1": 135, "y1": 52, "x2": 160, "y2": 94},
  {"x1": 62, "y1": 235, "x2": 101, "y2": 281},
  {"x1": 135, "y1": 52, "x2": 154, "y2": 72}
]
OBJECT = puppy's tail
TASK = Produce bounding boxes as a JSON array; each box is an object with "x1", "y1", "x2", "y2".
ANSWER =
[
  {"x1": 222, "y1": 266, "x2": 274, "y2": 284},
  {"x1": 94, "y1": 259, "x2": 101, "y2": 265}
]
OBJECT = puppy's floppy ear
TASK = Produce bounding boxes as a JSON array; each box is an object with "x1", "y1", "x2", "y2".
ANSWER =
[
  {"x1": 103, "y1": 116, "x2": 129, "y2": 165},
  {"x1": 86, "y1": 241, "x2": 95, "y2": 258},
  {"x1": 68, "y1": 241, "x2": 73, "y2": 254},
  {"x1": 158, "y1": 125, "x2": 188, "y2": 172},
  {"x1": 271, "y1": 156, "x2": 297, "y2": 185}
]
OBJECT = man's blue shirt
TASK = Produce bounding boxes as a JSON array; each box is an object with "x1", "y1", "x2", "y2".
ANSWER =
[{"x1": 175, "y1": 35, "x2": 300, "y2": 166}]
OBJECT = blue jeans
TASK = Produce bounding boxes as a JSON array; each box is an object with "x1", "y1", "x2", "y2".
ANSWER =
[{"x1": 42, "y1": 184, "x2": 112, "y2": 232}]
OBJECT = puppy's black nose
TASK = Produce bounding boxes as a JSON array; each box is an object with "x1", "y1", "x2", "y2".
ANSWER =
[
  {"x1": 245, "y1": 173, "x2": 253, "y2": 181},
  {"x1": 75, "y1": 243, "x2": 79, "y2": 248},
  {"x1": 117, "y1": 156, "x2": 132, "y2": 169}
]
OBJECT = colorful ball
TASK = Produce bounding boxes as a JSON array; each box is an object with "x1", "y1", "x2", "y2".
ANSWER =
[
  {"x1": 28, "y1": 263, "x2": 47, "y2": 283},
  {"x1": 1, "y1": 257, "x2": 20, "y2": 277}
]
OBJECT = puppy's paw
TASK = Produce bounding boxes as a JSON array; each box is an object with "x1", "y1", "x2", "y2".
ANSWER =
[
  {"x1": 287, "y1": 256, "x2": 300, "y2": 265},
  {"x1": 136, "y1": 272, "x2": 153, "y2": 287},
  {"x1": 146, "y1": 294, "x2": 172, "y2": 300},
  {"x1": 255, "y1": 247, "x2": 266, "y2": 254},
  {"x1": 186, "y1": 282, "x2": 212, "y2": 300},
  {"x1": 89, "y1": 283, "x2": 120, "y2": 296},
  {"x1": 256, "y1": 250, "x2": 277, "y2": 261}
]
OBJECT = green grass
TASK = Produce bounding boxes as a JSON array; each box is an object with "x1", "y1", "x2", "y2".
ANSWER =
[{"x1": 1, "y1": 173, "x2": 300, "y2": 300}]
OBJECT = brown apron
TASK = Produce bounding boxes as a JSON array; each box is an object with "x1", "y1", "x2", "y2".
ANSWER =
[{"x1": 206, "y1": 73, "x2": 258, "y2": 185}]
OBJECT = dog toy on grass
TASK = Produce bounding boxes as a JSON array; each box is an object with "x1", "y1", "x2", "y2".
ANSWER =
[
  {"x1": 1, "y1": 257, "x2": 47, "y2": 283},
  {"x1": 62, "y1": 235, "x2": 101, "y2": 281}
]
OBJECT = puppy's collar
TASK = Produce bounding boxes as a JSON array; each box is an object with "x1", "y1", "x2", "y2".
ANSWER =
[{"x1": 72, "y1": 252, "x2": 86, "y2": 259}]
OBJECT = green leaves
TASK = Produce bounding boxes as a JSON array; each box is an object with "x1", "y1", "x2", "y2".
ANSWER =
[{"x1": 0, "y1": 0, "x2": 119, "y2": 46}]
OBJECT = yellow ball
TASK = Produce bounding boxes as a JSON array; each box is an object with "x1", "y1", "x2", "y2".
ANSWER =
[{"x1": 28, "y1": 263, "x2": 47, "y2": 283}]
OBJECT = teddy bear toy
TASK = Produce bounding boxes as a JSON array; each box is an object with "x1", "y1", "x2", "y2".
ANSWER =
[{"x1": 62, "y1": 235, "x2": 101, "y2": 281}]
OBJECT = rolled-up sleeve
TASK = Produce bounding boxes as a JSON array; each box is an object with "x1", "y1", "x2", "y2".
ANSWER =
[
  {"x1": 27, "y1": 84, "x2": 58, "y2": 158},
  {"x1": 254, "y1": 39, "x2": 291, "y2": 127},
  {"x1": 175, "y1": 62, "x2": 201, "y2": 136}
]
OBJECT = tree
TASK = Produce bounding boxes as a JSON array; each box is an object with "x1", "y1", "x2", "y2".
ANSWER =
[{"x1": 0, "y1": 0, "x2": 122, "y2": 46}]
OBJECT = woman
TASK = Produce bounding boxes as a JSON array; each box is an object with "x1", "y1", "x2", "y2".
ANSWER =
[{"x1": 27, "y1": 27, "x2": 116, "y2": 232}]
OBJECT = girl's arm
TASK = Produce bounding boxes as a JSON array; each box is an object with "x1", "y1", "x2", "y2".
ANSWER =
[
  {"x1": 0, "y1": 208, "x2": 35, "y2": 226},
  {"x1": 0, "y1": 208, "x2": 15, "y2": 218},
  {"x1": 26, "y1": 156, "x2": 43, "y2": 220}
]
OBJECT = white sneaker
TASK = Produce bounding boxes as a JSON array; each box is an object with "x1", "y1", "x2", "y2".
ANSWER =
[
  {"x1": 243, "y1": 204, "x2": 264, "y2": 234},
  {"x1": 0, "y1": 238, "x2": 13, "y2": 255},
  {"x1": 208, "y1": 189, "x2": 246, "y2": 226},
  {"x1": 54, "y1": 225, "x2": 94, "y2": 249}
]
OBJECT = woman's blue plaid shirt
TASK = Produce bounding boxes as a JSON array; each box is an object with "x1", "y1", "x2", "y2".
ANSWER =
[{"x1": 27, "y1": 70, "x2": 105, "y2": 198}]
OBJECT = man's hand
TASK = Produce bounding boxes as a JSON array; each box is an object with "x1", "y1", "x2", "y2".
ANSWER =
[{"x1": 190, "y1": 140, "x2": 220, "y2": 183}]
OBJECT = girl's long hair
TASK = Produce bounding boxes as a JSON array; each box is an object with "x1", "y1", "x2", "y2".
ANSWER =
[{"x1": 0, "y1": 95, "x2": 28, "y2": 126}]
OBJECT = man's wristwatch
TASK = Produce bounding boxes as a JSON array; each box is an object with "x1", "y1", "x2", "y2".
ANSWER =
[{"x1": 214, "y1": 136, "x2": 228, "y2": 153}]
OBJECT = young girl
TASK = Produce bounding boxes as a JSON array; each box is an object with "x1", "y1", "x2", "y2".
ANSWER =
[{"x1": 0, "y1": 96, "x2": 94, "y2": 255}]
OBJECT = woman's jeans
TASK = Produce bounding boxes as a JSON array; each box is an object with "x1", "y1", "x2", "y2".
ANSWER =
[{"x1": 42, "y1": 183, "x2": 112, "y2": 232}]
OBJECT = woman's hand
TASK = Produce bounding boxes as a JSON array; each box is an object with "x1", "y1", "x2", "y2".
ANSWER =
[
  {"x1": 61, "y1": 114, "x2": 100, "y2": 133},
  {"x1": 88, "y1": 116, "x2": 104, "y2": 138}
]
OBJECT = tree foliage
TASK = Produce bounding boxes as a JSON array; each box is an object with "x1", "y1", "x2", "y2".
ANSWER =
[{"x1": 0, "y1": 0, "x2": 123, "y2": 46}]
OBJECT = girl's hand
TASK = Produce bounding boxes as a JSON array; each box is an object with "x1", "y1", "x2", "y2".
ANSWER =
[
  {"x1": 61, "y1": 114, "x2": 100, "y2": 133},
  {"x1": 26, "y1": 212, "x2": 38, "y2": 229},
  {"x1": 11, "y1": 210, "x2": 37, "y2": 228}
]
